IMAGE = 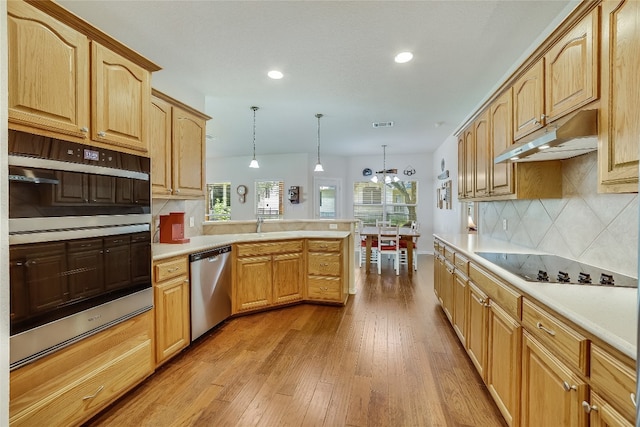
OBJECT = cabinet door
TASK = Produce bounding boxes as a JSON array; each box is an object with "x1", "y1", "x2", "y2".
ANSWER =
[
  {"x1": 588, "y1": 392, "x2": 634, "y2": 427},
  {"x1": 490, "y1": 89, "x2": 515, "y2": 196},
  {"x1": 172, "y1": 108, "x2": 206, "y2": 197},
  {"x1": 467, "y1": 282, "x2": 488, "y2": 379},
  {"x1": 473, "y1": 111, "x2": 490, "y2": 198},
  {"x1": 89, "y1": 175, "x2": 116, "y2": 204},
  {"x1": 7, "y1": 1, "x2": 90, "y2": 139},
  {"x1": 464, "y1": 127, "x2": 475, "y2": 199},
  {"x1": 521, "y1": 331, "x2": 588, "y2": 427},
  {"x1": 433, "y1": 255, "x2": 441, "y2": 299},
  {"x1": 91, "y1": 42, "x2": 150, "y2": 153},
  {"x1": 131, "y1": 235, "x2": 151, "y2": 286},
  {"x1": 513, "y1": 60, "x2": 545, "y2": 140},
  {"x1": 103, "y1": 238, "x2": 131, "y2": 291},
  {"x1": 457, "y1": 135, "x2": 466, "y2": 199},
  {"x1": 235, "y1": 256, "x2": 273, "y2": 312},
  {"x1": 487, "y1": 302, "x2": 522, "y2": 427},
  {"x1": 67, "y1": 239, "x2": 104, "y2": 300},
  {"x1": 452, "y1": 272, "x2": 467, "y2": 346},
  {"x1": 150, "y1": 95, "x2": 174, "y2": 196},
  {"x1": 273, "y1": 252, "x2": 303, "y2": 304},
  {"x1": 441, "y1": 262, "x2": 454, "y2": 323},
  {"x1": 544, "y1": 8, "x2": 598, "y2": 122},
  {"x1": 26, "y1": 244, "x2": 69, "y2": 313},
  {"x1": 52, "y1": 171, "x2": 89, "y2": 204},
  {"x1": 598, "y1": 0, "x2": 640, "y2": 193},
  {"x1": 154, "y1": 275, "x2": 190, "y2": 365}
]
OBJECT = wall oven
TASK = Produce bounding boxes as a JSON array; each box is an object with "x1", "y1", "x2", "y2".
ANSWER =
[{"x1": 8, "y1": 130, "x2": 153, "y2": 370}]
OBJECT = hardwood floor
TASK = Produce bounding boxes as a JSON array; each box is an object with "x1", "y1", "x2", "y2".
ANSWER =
[{"x1": 86, "y1": 256, "x2": 507, "y2": 427}]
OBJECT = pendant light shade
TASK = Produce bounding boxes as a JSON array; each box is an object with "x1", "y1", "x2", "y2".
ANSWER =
[
  {"x1": 370, "y1": 144, "x2": 400, "y2": 184},
  {"x1": 314, "y1": 113, "x2": 324, "y2": 172},
  {"x1": 249, "y1": 106, "x2": 260, "y2": 168}
]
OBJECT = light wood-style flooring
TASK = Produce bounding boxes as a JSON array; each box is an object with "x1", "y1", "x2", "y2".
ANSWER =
[{"x1": 85, "y1": 255, "x2": 507, "y2": 426}]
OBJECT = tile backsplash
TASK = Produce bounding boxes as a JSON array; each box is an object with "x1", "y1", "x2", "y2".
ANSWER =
[
  {"x1": 152, "y1": 198, "x2": 206, "y2": 241},
  {"x1": 479, "y1": 152, "x2": 638, "y2": 277}
]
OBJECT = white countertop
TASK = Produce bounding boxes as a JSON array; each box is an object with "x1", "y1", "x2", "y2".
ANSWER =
[
  {"x1": 434, "y1": 233, "x2": 638, "y2": 360},
  {"x1": 152, "y1": 230, "x2": 351, "y2": 261}
]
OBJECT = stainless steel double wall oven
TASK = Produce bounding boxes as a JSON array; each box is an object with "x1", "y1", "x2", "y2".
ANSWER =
[{"x1": 8, "y1": 130, "x2": 153, "y2": 369}]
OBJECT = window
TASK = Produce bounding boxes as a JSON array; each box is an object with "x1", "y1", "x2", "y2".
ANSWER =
[
  {"x1": 353, "y1": 180, "x2": 418, "y2": 226},
  {"x1": 206, "y1": 183, "x2": 231, "y2": 221},
  {"x1": 256, "y1": 180, "x2": 284, "y2": 219}
]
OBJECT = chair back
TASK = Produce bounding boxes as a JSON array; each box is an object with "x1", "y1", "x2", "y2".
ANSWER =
[
  {"x1": 377, "y1": 225, "x2": 399, "y2": 250},
  {"x1": 376, "y1": 219, "x2": 392, "y2": 227}
]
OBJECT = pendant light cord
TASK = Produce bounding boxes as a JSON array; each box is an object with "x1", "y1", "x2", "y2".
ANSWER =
[
  {"x1": 252, "y1": 106, "x2": 258, "y2": 160},
  {"x1": 316, "y1": 113, "x2": 323, "y2": 164}
]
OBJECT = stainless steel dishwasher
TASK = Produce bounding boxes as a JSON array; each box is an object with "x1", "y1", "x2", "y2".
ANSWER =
[{"x1": 189, "y1": 245, "x2": 232, "y2": 341}]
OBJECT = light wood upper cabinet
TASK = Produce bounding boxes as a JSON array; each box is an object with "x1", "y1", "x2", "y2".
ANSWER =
[
  {"x1": 473, "y1": 111, "x2": 490, "y2": 198},
  {"x1": 464, "y1": 127, "x2": 475, "y2": 199},
  {"x1": 151, "y1": 90, "x2": 210, "y2": 199},
  {"x1": 7, "y1": 0, "x2": 159, "y2": 155},
  {"x1": 7, "y1": 1, "x2": 90, "y2": 139},
  {"x1": 544, "y1": 8, "x2": 599, "y2": 122},
  {"x1": 489, "y1": 89, "x2": 515, "y2": 197},
  {"x1": 457, "y1": 135, "x2": 466, "y2": 199},
  {"x1": 598, "y1": 0, "x2": 640, "y2": 193},
  {"x1": 91, "y1": 42, "x2": 150, "y2": 152},
  {"x1": 513, "y1": 60, "x2": 545, "y2": 140}
]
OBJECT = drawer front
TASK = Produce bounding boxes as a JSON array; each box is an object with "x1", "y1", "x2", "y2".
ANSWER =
[
  {"x1": 308, "y1": 253, "x2": 341, "y2": 277},
  {"x1": 154, "y1": 256, "x2": 188, "y2": 282},
  {"x1": 236, "y1": 240, "x2": 303, "y2": 257},
  {"x1": 307, "y1": 239, "x2": 341, "y2": 252},
  {"x1": 522, "y1": 299, "x2": 589, "y2": 375},
  {"x1": 469, "y1": 263, "x2": 521, "y2": 320},
  {"x1": 10, "y1": 339, "x2": 152, "y2": 426},
  {"x1": 444, "y1": 246, "x2": 455, "y2": 263},
  {"x1": 308, "y1": 276, "x2": 342, "y2": 301},
  {"x1": 454, "y1": 253, "x2": 469, "y2": 275},
  {"x1": 590, "y1": 345, "x2": 636, "y2": 422}
]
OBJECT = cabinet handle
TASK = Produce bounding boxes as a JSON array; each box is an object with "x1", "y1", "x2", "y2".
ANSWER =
[
  {"x1": 320, "y1": 263, "x2": 329, "y2": 267},
  {"x1": 25, "y1": 260, "x2": 36, "y2": 267},
  {"x1": 631, "y1": 393, "x2": 637, "y2": 408},
  {"x1": 80, "y1": 127, "x2": 88, "y2": 133},
  {"x1": 167, "y1": 188, "x2": 172, "y2": 193},
  {"x1": 167, "y1": 267, "x2": 180, "y2": 272},
  {"x1": 98, "y1": 131, "x2": 106, "y2": 137},
  {"x1": 105, "y1": 249, "x2": 110, "y2": 253},
  {"x1": 82, "y1": 385, "x2": 104, "y2": 400},
  {"x1": 562, "y1": 381, "x2": 577, "y2": 392},
  {"x1": 581, "y1": 401, "x2": 597, "y2": 413},
  {"x1": 470, "y1": 293, "x2": 486, "y2": 306},
  {"x1": 536, "y1": 321, "x2": 556, "y2": 336}
]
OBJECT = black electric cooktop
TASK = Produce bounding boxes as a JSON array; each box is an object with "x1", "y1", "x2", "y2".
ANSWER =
[{"x1": 476, "y1": 252, "x2": 637, "y2": 288}]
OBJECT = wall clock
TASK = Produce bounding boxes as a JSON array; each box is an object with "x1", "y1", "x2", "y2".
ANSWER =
[{"x1": 236, "y1": 185, "x2": 247, "y2": 203}]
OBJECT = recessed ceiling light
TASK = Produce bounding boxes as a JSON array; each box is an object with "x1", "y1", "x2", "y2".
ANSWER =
[
  {"x1": 267, "y1": 70, "x2": 283, "y2": 79},
  {"x1": 394, "y1": 51, "x2": 413, "y2": 64}
]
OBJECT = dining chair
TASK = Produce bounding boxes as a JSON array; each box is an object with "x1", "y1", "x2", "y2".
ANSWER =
[
  {"x1": 377, "y1": 224, "x2": 400, "y2": 275},
  {"x1": 399, "y1": 221, "x2": 419, "y2": 271},
  {"x1": 356, "y1": 220, "x2": 378, "y2": 267}
]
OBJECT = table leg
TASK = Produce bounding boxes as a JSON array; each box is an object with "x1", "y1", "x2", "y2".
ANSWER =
[
  {"x1": 406, "y1": 238, "x2": 414, "y2": 276},
  {"x1": 365, "y1": 235, "x2": 372, "y2": 273}
]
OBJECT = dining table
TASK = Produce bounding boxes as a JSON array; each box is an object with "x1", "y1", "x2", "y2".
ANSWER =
[{"x1": 360, "y1": 226, "x2": 420, "y2": 275}]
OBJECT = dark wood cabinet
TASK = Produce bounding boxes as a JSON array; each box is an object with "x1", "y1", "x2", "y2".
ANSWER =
[
  {"x1": 130, "y1": 233, "x2": 151, "y2": 285},
  {"x1": 22, "y1": 243, "x2": 68, "y2": 313},
  {"x1": 67, "y1": 238, "x2": 104, "y2": 300},
  {"x1": 103, "y1": 236, "x2": 131, "y2": 291}
]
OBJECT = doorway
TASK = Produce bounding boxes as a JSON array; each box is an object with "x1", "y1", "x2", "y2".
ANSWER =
[{"x1": 314, "y1": 178, "x2": 341, "y2": 219}]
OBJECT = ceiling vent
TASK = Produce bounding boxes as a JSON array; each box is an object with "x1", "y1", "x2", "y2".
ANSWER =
[{"x1": 372, "y1": 121, "x2": 394, "y2": 128}]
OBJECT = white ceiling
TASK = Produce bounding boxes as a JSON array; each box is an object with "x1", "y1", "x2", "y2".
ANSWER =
[{"x1": 59, "y1": 0, "x2": 574, "y2": 159}]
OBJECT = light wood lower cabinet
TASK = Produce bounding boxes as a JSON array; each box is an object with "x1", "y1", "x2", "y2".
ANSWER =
[
  {"x1": 586, "y1": 391, "x2": 634, "y2": 427},
  {"x1": 466, "y1": 282, "x2": 489, "y2": 379},
  {"x1": 589, "y1": 344, "x2": 636, "y2": 424},
  {"x1": 440, "y1": 260, "x2": 454, "y2": 323},
  {"x1": 521, "y1": 331, "x2": 588, "y2": 427},
  {"x1": 9, "y1": 311, "x2": 154, "y2": 426},
  {"x1": 452, "y1": 270, "x2": 468, "y2": 346},
  {"x1": 153, "y1": 256, "x2": 190, "y2": 367},
  {"x1": 307, "y1": 238, "x2": 348, "y2": 304},
  {"x1": 273, "y1": 252, "x2": 304, "y2": 304}
]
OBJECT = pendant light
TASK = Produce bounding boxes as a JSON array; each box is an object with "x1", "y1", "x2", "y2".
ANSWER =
[
  {"x1": 314, "y1": 113, "x2": 324, "y2": 172},
  {"x1": 249, "y1": 106, "x2": 260, "y2": 168},
  {"x1": 370, "y1": 145, "x2": 400, "y2": 184}
]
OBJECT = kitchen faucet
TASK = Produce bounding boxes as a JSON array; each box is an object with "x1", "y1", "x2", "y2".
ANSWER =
[{"x1": 256, "y1": 216, "x2": 264, "y2": 233}]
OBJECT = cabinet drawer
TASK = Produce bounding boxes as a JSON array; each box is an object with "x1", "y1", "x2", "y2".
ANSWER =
[
  {"x1": 522, "y1": 299, "x2": 588, "y2": 375},
  {"x1": 307, "y1": 239, "x2": 341, "y2": 252},
  {"x1": 10, "y1": 339, "x2": 152, "y2": 426},
  {"x1": 469, "y1": 263, "x2": 521, "y2": 320},
  {"x1": 236, "y1": 240, "x2": 303, "y2": 257},
  {"x1": 154, "y1": 256, "x2": 188, "y2": 282},
  {"x1": 308, "y1": 276, "x2": 342, "y2": 301},
  {"x1": 590, "y1": 345, "x2": 636, "y2": 422},
  {"x1": 444, "y1": 246, "x2": 455, "y2": 263},
  {"x1": 454, "y1": 253, "x2": 468, "y2": 275},
  {"x1": 308, "y1": 253, "x2": 341, "y2": 276}
]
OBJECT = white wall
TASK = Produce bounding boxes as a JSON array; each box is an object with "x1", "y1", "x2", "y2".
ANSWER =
[
  {"x1": 432, "y1": 134, "x2": 465, "y2": 236},
  {"x1": 1, "y1": 0, "x2": 10, "y2": 421}
]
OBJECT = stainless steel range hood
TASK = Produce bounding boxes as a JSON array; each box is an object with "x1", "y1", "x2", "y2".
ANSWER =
[{"x1": 494, "y1": 109, "x2": 598, "y2": 164}]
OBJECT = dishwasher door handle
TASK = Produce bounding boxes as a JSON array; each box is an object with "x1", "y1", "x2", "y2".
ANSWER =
[{"x1": 207, "y1": 256, "x2": 220, "y2": 262}]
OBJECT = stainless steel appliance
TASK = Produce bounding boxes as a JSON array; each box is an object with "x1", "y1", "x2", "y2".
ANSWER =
[
  {"x1": 189, "y1": 245, "x2": 232, "y2": 341},
  {"x1": 8, "y1": 130, "x2": 153, "y2": 369},
  {"x1": 476, "y1": 252, "x2": 637, "y2": 287}
]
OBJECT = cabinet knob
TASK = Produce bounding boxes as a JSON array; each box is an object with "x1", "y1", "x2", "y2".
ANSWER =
[
  {"x1": 167, "y1": 188, "x2": 172, "y2": 193},
  {"x1": 175, "y1": 189, "x2": 181, "y2": 194},
  {"x1": 98, "y1": 131, "x2": 106, "y2": 137},
  {"x1": 562, "y1": 381, "x2": 577, "y2": 392},
  {"x1": 80, "y1": 127, "x2": 88, "y2": 133},
  {"x1": 631, "y1": 393, "x2": 637, "y2": 408},
  {"x1": 581, "y1": 401, "x2": 597, "y2": 413}
]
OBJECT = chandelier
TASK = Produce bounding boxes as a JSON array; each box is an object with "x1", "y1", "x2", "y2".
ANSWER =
[{"x1": 370, "y1": 144, "x2": 399, "y2": 184}]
